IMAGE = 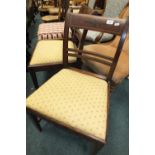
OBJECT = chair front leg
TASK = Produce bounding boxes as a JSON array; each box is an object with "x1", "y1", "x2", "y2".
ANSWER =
[
  {"x1": 29, "y1": 70, "x2": 39, "y2": 89},
  {"x1": 29, "y1": 113, "x2": 42, "y2": 132},
  {"x1": 91, "y1": 142, "x2": 103, "y2": 155}
]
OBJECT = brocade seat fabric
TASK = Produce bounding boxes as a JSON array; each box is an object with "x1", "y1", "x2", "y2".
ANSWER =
[
  {"x1": 38, "y1": 22, "x2": 64, "y2": 40},
  {"x1": 41, "y1": 15, "x2": 59, "y2": 22},
  {"x1": 29, "y1": 40, "x2": 76, "y2": 66},
  {"x1": 27, "y1": 69, "x2": 108, "y2": 142},
  {"x1": 48, "y1": 7, "x2": 59, "y2": 14}
]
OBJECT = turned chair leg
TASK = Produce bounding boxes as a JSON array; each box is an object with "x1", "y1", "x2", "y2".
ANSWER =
[
  {"x1": 30, "y1": 113, "x2": 42, "y2": 132},
  {"x1": 29, "y1": 70, "x2": 39, "y2": 89},
  {"x1": 91, "y1": 142, "x2": 103, "y2": 155}
]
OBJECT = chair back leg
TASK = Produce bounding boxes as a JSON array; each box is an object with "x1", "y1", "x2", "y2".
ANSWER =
[
  {"x1": 29, "y1": 70, "x2": 39, "y2": 89},
  {"x1": 29, "y1": 113, "x2": 42, "y2": 132},
  {"x1": 91, "y1": 142, "x2": 103, "y2": 155}
]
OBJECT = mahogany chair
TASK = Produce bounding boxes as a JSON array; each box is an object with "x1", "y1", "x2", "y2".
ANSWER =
[
  {"x1": 28, "y1": 5, "x2": 99, "y2": 89},
  {"x1": 26, "y1": 11, "x2": 128, "y2": 154}
]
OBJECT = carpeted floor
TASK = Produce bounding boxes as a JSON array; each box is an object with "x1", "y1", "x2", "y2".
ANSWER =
[{"x1": 26, "y1": 13, "x2": 129, "y2": 155}]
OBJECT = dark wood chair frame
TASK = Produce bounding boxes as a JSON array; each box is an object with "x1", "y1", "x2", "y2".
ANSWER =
[{"x1": 27, "y1": 10, "x2": 128, "y2": 155}]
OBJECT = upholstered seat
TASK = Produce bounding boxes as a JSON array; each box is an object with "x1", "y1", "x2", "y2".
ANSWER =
[
  {"x1": 38, "y1": 22, "x2": 64, "y2": 40},
  {"x1": 27, "y1": 69, "x2": 108, "y2": 141},
  {"x1": 83, "y1": 43, "x2": 129, "y2": 84},
  {"x1": 48, "y1": 7, "x2": 59, "y2": 14},
  {"x1": 38, "y1": 5, "x2": 51, "y2": 12},
  {"x1": 29, "y1": 40, "x2": 76, "y2": 66},
  {"x1": 41, "y1": 15, "x2": 59, "y2": 22}
]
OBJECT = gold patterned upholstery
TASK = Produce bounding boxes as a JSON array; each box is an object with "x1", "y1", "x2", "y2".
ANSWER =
[
  {"x1": 48, "y1": 7, "x2": 59, "y2": 14},
  {"x1": 29, "y1": 40, "x2": 76, "y2": 66},
  {"x1": 38, "y1": 5, "x2": 51, "y2": 12},
  {"x1": 83, "y1": 42, "x2": 129, "y2": 84},
  {"x1": 41, "y1": 15, "x2": 59, "y2": 22},
  {"x1": 27, "y1": 69, "x2": 108, "y2": 141}
]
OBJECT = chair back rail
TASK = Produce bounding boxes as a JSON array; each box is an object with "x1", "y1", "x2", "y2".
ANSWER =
[
  {"x1": 63, "y1": 11, "x2": 128, "y2": 82},
  {"x1": 68, "y1": 13, "x2": 126, "y2": 34}
]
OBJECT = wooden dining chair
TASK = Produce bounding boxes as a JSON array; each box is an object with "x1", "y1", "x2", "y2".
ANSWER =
[
  {"x1": 28, "y1": 5, "x2": 99, "y2": 89},
  {"x1": 26, "y1": 11, "x2": 128, "y2": 154}
]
